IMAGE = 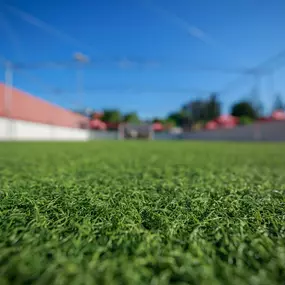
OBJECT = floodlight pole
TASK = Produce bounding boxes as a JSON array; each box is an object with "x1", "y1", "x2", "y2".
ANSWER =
[
  {"x1": 4, "y1": 61, "x2": 13, "y2": 140},
  {"x1": 73, "y1": 52, "x2": 90, "y2": 135},
  {"x1": 74, "y1": 52, "x2": 89, "y2": 108}
]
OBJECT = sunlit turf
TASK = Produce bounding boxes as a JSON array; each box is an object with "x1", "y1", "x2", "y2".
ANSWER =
[{"x1": 0, "y1": 141, "x2": 285, "y2": 285}]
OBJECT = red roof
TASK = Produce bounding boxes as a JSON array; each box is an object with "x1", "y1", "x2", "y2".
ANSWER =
[
  {"x1": 0, "y1": 83, "x2": 89, "y2": 128},
  {"x1": 271, "y1": 110, "x2": 285, "y2": 120},
  {"x1": 89, "y1": 119, "x2": 107, "y2": 130},
  {"x1": 205, "y1": 121, "x2": 218, "y2": 130},
  {"x1": 105, "y1": 122, "x2": 119, "y2": 130},
  {"x1": 216, "y1": 115, "x2": 238, "y2": 124},
  {"x1": 152, "y1": 122, "x2": 164, "y2": 131},
  {"x1": 258, "y1": 117, "x2": 273, "y2": 122},
  {"x1": 215, "y1": 115, "x2": 238, "y2": 128}
]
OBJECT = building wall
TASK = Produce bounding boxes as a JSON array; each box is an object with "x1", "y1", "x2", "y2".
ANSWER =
[
  {"x1": 89, "y1": 130, "x2": 119, "y2": 140},
  {"x1": 0, "y1": 83, "x2": 89, "y2": 128},
  {"x1": 154, "y1": 132, "x2": 176, "y2": 140},
  {"x1": 0, "y1": 117, "x2": 89, "y2": 141},
  {"x1": 181, "y1": 121, "x2": 285, "y2": 142}
]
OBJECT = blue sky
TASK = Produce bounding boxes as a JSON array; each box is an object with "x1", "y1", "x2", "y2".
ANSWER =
[{"x1": 0, "y1": 0, "x2": 285, "y2": 118}]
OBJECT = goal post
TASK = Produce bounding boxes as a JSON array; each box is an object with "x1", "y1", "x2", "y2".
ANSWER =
[{"x1": 118, "y1": 123, "x2": 154, "y2": 140}]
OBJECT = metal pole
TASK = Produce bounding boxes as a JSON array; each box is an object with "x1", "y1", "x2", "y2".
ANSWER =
[
  {"x1": 4, "y1": 61, "x2": 13, "y2": 140},
  {"x1": 73, "y1": 52, "x2": 88, "y2": 109},
  {"x1": 73, "y1": 52, "x2": 90, "y2": 138},
  {"x1": 76, "y1": 63, "x2": 83, "y2": 108}
]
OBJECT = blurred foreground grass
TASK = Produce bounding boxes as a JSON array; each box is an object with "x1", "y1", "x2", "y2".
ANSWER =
[{"x1": 0, "y1": 141, "x2": 285, "y2": 285}]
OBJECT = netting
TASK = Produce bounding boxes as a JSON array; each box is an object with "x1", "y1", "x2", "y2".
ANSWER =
[{"x1": 119, "y1": 123, "x2": 153, "y2": 140}]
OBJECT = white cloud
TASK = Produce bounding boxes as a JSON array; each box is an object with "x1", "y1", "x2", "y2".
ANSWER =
[
  {"x1": 138, "y1": 0, "x2": 217, "y2": 47},
  {"x1": 117, "y1": 58, "x2": 137, "y2": 69},
  {"x1": 187, "y1": 26, "x2": 216, "y2": 47}
]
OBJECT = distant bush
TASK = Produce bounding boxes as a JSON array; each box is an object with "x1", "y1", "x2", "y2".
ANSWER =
[
  {"x1": 239, "y1": 116, "x2": 253, "y2": 125},
  {"x1": 163, "y1": 119, "x2": 176, "y2": 130},
  {"x1": 231, "y1": 101, "x2": 258, "y2": 119}
]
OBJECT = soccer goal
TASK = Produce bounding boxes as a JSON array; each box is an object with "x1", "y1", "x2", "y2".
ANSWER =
[{"x1": 118, "y1": 123, "x2": 154, "y2": 140}]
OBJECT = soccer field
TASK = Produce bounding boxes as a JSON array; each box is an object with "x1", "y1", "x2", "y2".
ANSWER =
[{"x1": 0, "y1": 142, "x2": 285, "y2": 285}]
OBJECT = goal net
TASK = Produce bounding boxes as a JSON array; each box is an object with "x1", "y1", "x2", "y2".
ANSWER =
[{"x1": 118, "y1": 123, "x2": 154, "y2": 140}]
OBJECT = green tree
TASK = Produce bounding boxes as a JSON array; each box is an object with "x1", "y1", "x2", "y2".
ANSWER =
[
  {"x1": 102, "y1": 109, "x2": 121, "y2": 123},
  {"x1": 123, "y1": 112, "x2": 140, "y2": 123},
  {"x1": 206, "y1": 93, "x2": 221, "y2": 121},
  {"x1": 167, "y1": 111, "x2": 186, "y2": 126},
  {"x1": 182, "y1": 94, "x2": 221, "y2": 123},
  {"x1": 164, "y1": 118, "x2": 176, "y2": 126},
  {"x1": 183, "y1": 101, "x2": 205, "y2": 122},
  {"x1": 152, "y1": 117, "x2": 165, "y2": 123},
  {"x1": 231, "y1": 101, "x2": 258, "y2": 119},
  {"x1": 239, "y1": 116, "x2": 253, "y2": 125}
]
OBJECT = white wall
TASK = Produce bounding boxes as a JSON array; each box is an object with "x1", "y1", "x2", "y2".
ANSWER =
[{"x1": 0, "y1": 117, "x2": 89, "y2": 141}]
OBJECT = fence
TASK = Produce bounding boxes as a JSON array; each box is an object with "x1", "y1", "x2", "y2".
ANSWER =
[
  {"x1": 1, "y1": 119, "x2": 285, "y2": 142},
  {"x1": 180, "y1": 121, "x2": 285, "y2": 142}
]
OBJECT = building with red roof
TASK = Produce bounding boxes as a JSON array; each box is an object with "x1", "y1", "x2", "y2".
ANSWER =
[
  {"x1": 0, "y1": 83, "x2": 89, "y2": 128},
  {"x1": 0, "y1": 83, "x2": 90, "y2": 140}
]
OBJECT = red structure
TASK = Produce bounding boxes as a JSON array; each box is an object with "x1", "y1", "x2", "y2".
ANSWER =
[
  {"x1": 152, "y1": 122, "x2": 164, "y2": 132},
  {"x1": 271, "y1": 110, "x2": 285, "y2": 121},
  {"x1": 105, "y1": 122, "x2": 120, "y2": 130},
  {"x1": 0, "y1": 83, "x2": 89, "y2": 128},
  {"x1": 89, "y1": 119, "x2": 107, "y2": 130},
  {"x1": 205, "y1": 121, "x2": 218, "y2": 130},
  {"x1": 215, "y1": 115, "x2": 239, "y2": 128}
]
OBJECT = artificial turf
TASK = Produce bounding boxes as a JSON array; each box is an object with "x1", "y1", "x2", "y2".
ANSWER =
[{"x1": 0, "y1": 141, "x2": 284, "y2": 285}]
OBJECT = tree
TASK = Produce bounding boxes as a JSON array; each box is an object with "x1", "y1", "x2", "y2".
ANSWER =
[
  {"x1": 248, "y1": 87, "x2": 264, "y2": 117},
  {"x1": 231, "y1": 101, "x2": 258, "y2": 119},
  {"x1": 182, "y1": 94, "x2": 221, "y2": 123},
  {"x1": 152, "y1": 117, "x2": 165, "y2": 123},
  {"x1": 273, "y1": 94, "x2": 284, "y2": 111},
  {"x1": 164, "y1": 118, "x2": 176, "y2": 128},
  {"x1": 239, "y1": 116, "x2": 253, "y2": 125},
  {"x1": 123, "y1": 112, "x2": 140, "y2": 123},
  {"x1": 206, "y1": 93, "x2": 221, "y2": 121},
  {"x1": 102, "y1": 109, "x2": 121, "y2": 123},
  {"x1": 183, "y1": 101, "x2": 205, "y2": 122},
  {"x1": 167, "y1": 111, "x2": 186, "y2": 127},
  {"x1": 166, "y1": 93, "x2": 221, "y2": 130}
]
